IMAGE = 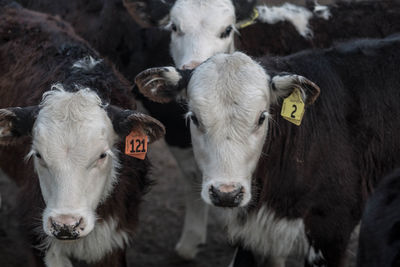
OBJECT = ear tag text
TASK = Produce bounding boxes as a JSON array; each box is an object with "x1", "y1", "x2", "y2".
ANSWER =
[
  {"x1": 125, "y1": 131, "x2": 148, "y2": 160},
  {"x1": 281, "y1": 88, "x2": 305, "y2": 126}
]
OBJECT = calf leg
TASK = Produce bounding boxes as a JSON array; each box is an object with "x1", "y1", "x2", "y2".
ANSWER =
[{"x1": 170, "y1": 147, "x2": 209, "y2": 260}]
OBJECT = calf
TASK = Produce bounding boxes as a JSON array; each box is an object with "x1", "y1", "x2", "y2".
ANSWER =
[
  {"x1": 357, "y1": 169, "x2": 400, "y2": 267},
  {"x1": 0, "y1": 3, "x2": 164, "y2": 266},
  {"x1": 135, "y1": 34, "x2": 400, "y2": 266},
  {"x1": 124, "y1": 0, "x2": 400, "y2": 259}
]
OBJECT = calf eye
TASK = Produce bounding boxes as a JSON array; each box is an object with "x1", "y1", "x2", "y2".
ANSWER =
[
  {"x1": 35, "y1": 152, "x2": 42, "y2": 159},
  {"x1": 190, "y1": 114, "x2": 199, "y2": 127},
  {"x1": 171, "y1": 23, "x2": 177, "y2": 32},
  {"x1": 99, "y1": 153, "x2": 107, "y2": 159},
  {"x1": 258, "y1": 112, "x2": 267, "y2": 126},
  {"x1": 220, "y1": 26, "x2": 232, "y2": 38}
]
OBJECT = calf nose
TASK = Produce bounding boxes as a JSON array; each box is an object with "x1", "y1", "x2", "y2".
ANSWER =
[
  {"x1": 209, "y1": 184, "x2": 244, "y2": 207},
  {"x1": 181, "y1": 61, "x2": 201, "y2": 70},
  {"x1": 49, "y1": 215, "x2": 84, "y2": 240}
]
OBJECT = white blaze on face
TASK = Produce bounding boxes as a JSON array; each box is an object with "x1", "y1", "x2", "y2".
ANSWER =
[
  {"x1": 169, "y1": 0, "x2": 236, "y2": 69},
  {"x1": 30, "y1": 86, "x2": 119, "y2": 238},
  {"x1": 187, "y1": 52, "x2": 271, "y2": 207}
]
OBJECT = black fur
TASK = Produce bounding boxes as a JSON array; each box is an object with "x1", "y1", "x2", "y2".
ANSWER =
[{"x1": 357, "y1": 169, "x2": 400, "y2": 267}]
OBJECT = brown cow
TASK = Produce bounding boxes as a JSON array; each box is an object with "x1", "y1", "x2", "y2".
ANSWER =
[{"x1": 0, "y1": 3, "x2": 164, "y2": 266}]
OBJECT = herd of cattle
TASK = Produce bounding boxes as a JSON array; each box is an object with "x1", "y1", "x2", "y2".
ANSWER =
[{"x1": 0, "y1": 0, "x2": 400, "y2": 266}]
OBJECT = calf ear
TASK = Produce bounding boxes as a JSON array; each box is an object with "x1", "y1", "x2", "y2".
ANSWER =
[
  {"x1": 106, "y1": 105, "x2": 165, "y2": 143},
  {"x1": 232, "y1": 0, "x2": 257, "y2": 21},
  {"x1": 135, "y1": 67, "x2": 192, "y2": 103},
  {"x1": 0, "y1": 106, "x2": 39, "y2": 145},
  {"x1": 123, "y1": 0, "x2": 175, "y2": 27},
  {"x1": 270, "y1": 73, "x2": 320, "y2": 105}
]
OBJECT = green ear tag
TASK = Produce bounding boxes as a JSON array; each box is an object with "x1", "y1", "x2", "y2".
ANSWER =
[{"x1": 280, "y1": 88, "x2": 305, "y2": 126}]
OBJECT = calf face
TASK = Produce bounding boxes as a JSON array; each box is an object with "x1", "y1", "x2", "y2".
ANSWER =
[
  {"x1": 135, "y1": 52, "x2": 319, "y2": 207},
  {"x1": 168, "y1": 0, "x2": 236, "y2": 69},
  {"x1": 0, "y1": 86, "x2": 164, "y2": 240},
  {"x1": 124, "y1": 0, "x2": 256, "y2": 69}
]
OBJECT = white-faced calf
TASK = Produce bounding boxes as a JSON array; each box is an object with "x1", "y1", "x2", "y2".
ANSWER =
[
  {"x1": 0, "y1": 4, "x2": 164, "y2": 267},
  {"x1": 136, "y1": 34, "x2": 400, "y2": 266},
  {"x1": 123, "y1": 0, "x2": 400, "y2": 259}
]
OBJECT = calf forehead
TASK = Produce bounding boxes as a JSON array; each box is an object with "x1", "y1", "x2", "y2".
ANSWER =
[
  {"x1": 188, "y1": 53, "x2": 270, "y2": 120},
  {"x1": 33, "y1": 88, "x2": 113, "y2": 155},
  {"x1": 171, "y1": 0, "x2": 235, "y2": 29}
]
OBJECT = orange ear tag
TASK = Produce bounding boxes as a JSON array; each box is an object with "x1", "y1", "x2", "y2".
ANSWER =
[{"x1": 125, "y1": 131, "x2": 148, "y2": 160}]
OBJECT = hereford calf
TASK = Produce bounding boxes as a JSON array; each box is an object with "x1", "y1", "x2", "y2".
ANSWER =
[
  {"x1": 0, "y1": 3, "x2": 164, "y2": 266},
  {"x1": 135, "y1": 35, "x2": 400, "y2": 266},
  {"x1": 357, "y1": 168, "x2": 400, "y2": 267}
]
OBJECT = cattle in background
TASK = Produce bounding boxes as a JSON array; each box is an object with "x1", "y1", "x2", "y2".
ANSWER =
[
  {"x1": 0, "y1": 3, "x2": 164, "y2": 266},
  {"x1": 135, "y1": 34, "x2": 400, "y2": 266},
  {"x1": 357, "y1": 169, "x2": 400, "y2": 267},
  {"x1": 19, "y1": 0, "x2": 400, "y2": 260}
]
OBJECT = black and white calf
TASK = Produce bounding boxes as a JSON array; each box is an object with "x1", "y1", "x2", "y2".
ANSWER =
[
  {"x1": 0, "y1": 4, "x2": 164, "y2": 266},
  {"x1": 136, "y1": 35, "x2": 400, "y2": 266},
  {"x1": 357, "y1": 168, "x2": 400, "y2": 267},
  {"x1": 124, "y1": 0, "x2": 330, "y2": 258}
]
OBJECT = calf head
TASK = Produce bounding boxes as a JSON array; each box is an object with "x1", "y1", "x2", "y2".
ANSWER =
[
  {"x1": 0, "y1": 86, "x2": 165, "y2": 240},
  {"x1": 136, "y1": 52, "x2": 319, "y2": 208},
  {"x1": 124, "y1": 0, "x2": 256, "y2": 69}
]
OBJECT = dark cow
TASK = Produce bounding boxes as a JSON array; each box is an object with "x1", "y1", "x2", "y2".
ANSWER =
[
  {"x1": 124, "y1": 0, "x2": 400, "y2": 259},
  {"x1": 357, "y1": 169, "x2": 400, "y2": 267},
  {"x1": 0, "y1": 3, "x2": 164, "y2": 266},
  {"x1": 135, "y1": 34, "x2": 400, "y2": 266}
]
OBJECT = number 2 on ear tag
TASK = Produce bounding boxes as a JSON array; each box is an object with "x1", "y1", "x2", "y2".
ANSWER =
[
  {"x1": 125, "y1": 131, "x2": 148, "y2": 160},
  {"x1": 281, "y1": 88, "x2": 305, "y2": 126}
]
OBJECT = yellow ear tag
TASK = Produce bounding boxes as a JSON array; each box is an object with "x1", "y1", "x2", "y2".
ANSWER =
[
  {"x1": 125, "y1": 131, "x2": 148, "y2": 160},
  {"x1": 280, "y1": 88, "x2": 305, "y2": 126}
]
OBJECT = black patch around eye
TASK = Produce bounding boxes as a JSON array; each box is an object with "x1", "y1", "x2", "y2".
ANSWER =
[
  {"x1": 190, "y1": 114, "x2": 199, "y2": 127},
  {"x1": 220, "y1": 26, "x2": 232, "y2": 38},
  {"x1": 258, "y1": 113, "x2": 266, "y2": 126},
  {"x1": 99, "y1": 153, "x2": 107, "y2": 159}
]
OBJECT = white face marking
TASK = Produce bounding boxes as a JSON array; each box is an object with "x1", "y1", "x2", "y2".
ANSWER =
[
  {"x1": 31, "y1": 85, "x2": 120, "y2": 239},
  {"x1": 187, "y1": 52, "x2": 271, "y2": 207},
  {"x1": 168, "y1": 0, "x2": 236, "y2": 69}
]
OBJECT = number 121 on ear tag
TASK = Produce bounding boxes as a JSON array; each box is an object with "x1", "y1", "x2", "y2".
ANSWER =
[
  {"x1": 125, "y1": 131, "x2": 148, "y2": 160},
  {"x1": 281, "y1": 88, "x2": 305, "y2": 126}
]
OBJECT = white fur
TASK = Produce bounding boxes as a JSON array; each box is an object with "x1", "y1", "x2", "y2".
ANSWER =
[
  {"x1": 187, "y1": 52, "x2": 271, "y2": 207},
  {"x1": 225, "y1": 206, "x2": 308, "y2": 260},
  {"x1": 257, "y1": 3, "x2": 314, "y2": 37},
  {"x1": 168, "y1": 0, "x2": 236, "y2": 69},
  {"x1": 44, "y1": 217, "x2": 129, "y2": 266},
  {"x1": 307, "y1": 245, "x2": 325, "y2": 265},
  {"x1": 313, "y1": 2, "x2": 331, "y2": 20},
  {"x1": 30, "y1": 84, "x2": 120, "y2": 239},
  {"x1": 162, "y1": 67, "x2": 182, "y2": 86},
  {"x1": 72, "y1": 56, "x2": 102, "y2": 71}
]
